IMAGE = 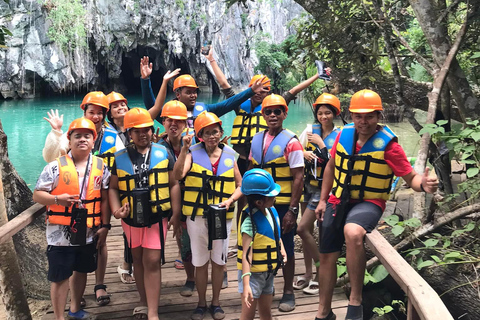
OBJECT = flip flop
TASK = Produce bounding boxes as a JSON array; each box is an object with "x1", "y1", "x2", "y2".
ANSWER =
[
  {"x1": 227, "y1": 248, "x2": 237, "y2": 259},
  {"x1": 293, "y1": 275, "x2": 311, "y2": 290},
  {"x1": 117, "y1": 265, "x2": 135, "y2": 284},
  {"x1": 133, "y1": 306, "x2": 148, "y2": 320},
  {"x1": 174, "y1": 259, "x2": 185, "y2": 270},
  {"x1": 303, "y1": 280, "x2": 319, "y2": 295},
  {"x1": 94, "y1": 284, "x2": 110, "y2": 306}
]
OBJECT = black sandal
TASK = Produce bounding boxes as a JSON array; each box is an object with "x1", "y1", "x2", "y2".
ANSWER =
[{"x1": 94, "y1": 284, "x2": 110, "y2": 306}]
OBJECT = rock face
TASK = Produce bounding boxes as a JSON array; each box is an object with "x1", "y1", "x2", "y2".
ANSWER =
[{"x1": 0, "y1": 0, "x2": 305, "y2": 99}]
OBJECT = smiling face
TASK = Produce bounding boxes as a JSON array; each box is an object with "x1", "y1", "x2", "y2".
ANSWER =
[
  {"x1": 251, "y1": 90, "x2": 269, "y2": 106},
  {"x1": 175, "y1": 87, "x2": 198, "y2": 110},
  {"x1": 130, "y1": 127, "x2": 153, "y2": 149},
  {"x1": 69, "y1": 128, "x2": 94, "y2": 154},
  {"x1": 199, "y1": 123, "x2": 222, "y2": 148},
  {"x1": 84, "y1": 105, "x2": 105, "y2": 133},
  {"x1": 351, "y1": 111, "x2": 380, "y2": 138},
  {"x1": 163, "y1": 117, "x2": 186, "y2": 139},
  {"x1": 109, "y1": 101, "x2": 128, "y2": 120},
  {"x1": 316, "y1": 105, "x2": 335, "y2": 127},
  {"x1": 262, "y1": 106, "x2": 286, "y2": 131}
]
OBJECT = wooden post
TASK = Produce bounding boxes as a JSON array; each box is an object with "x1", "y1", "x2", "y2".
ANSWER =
[
  {"x1": 0, "y1": 170, "x2": 32, "y2": 320},
  {"x1": 407, "y1": 298, "x2": 421, "y2": 320}
]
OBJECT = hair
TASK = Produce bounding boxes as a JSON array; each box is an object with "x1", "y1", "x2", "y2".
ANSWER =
[
  {"x1": 106, "y1": 102, "x2": 130, "y2": 124},
  {"x1": 84, "y1": 104, "x2": 107, "y2": 120},
  {"x1": 314, "y1": 104, "x2": 337, "y2": 123}
]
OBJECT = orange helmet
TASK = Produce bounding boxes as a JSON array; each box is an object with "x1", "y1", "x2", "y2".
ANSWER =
[
  {"x1": 313, "y1": 93, "x2": 341, "y2": 115},
  {"x1": 124, "y1": 108, "x2": 154, "y2": 129},
  {"x1": 80, "y1": 91, "x2": 109, "y2": 110},
  {"x1": 107, "y1": 91, "x2": 127, "y2": 105},
  {"x1": 261, "y1": 94, "x2": 288, "y2": 113},
  {"x1": 67, "y1": 118, "x2": 97, "y2": 140},
  {"x1": 349, "y1": 89, "x2": 383, "y2": 113},
  {"x1": 173, "y1": 75, "x2": 199, "y2": 91},
  {"x1": 161, "y1": 100, "x2": 188, "y2": 120},
  {"x1": 194, "y1": 111, "x2": 222, "y2": 135},
  {"x1": 249, "y1": 74, "x2": 271, "y2": 90}
]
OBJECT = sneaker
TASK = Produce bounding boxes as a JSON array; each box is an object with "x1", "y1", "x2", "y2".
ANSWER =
[
  {"x1": 67, "y1": 309, "x2": 96, "y2": 320},
  {"x1": 180, "y1": 280, "x2": 195, "y2": 297}
]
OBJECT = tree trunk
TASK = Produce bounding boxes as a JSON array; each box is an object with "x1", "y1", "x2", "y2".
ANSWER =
[
  {"x1": 0, "y1": 171, "x2": 32, "y2": 320},
  {"x1": 0, "y1": 121, "x2": 49, "y2": 298}
]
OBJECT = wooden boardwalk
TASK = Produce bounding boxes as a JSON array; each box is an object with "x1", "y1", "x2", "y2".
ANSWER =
[{"x1": 43, "y1": 219, "x2": 348, "y2": 319}]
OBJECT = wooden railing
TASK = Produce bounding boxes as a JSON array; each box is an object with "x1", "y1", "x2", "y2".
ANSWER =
[
  {"x1": 365, "y1": 229, "x2": 453, "y2": 320},
  {"x1": 0, "y1": 203, "x2": 46, "y2": 244}
]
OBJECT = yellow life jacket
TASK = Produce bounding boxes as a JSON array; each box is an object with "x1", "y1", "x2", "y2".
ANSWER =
[
  {"x1": 96, "y1": 125, "x2": 124, "y2": 169},
  {"x1": 231, "y1": 99, "x2": 268, "y2": 145},
  {"x1": 305, "y1": 125, "x2": 340, "y2": 188},
  {"x1": 251, "y1": 129, "x2": 301, "y2": 204},
  {"x1": 115, "y1": 143, "x2": 171, "y2": 220},
  {"x1": 237, "y1": 206, "x2": 282, "y2": 274},
  {"x1": 183, "y1": 143, "x2": 236, "y2": 220},
  {"x1": 47, "y1": 154, "x2": 104, "y2": 228},
  {"x1": 332, "y1": 123, "x2": 396, "y2": 201}
]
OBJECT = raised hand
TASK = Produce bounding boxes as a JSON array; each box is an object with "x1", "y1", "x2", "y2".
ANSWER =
[
  {"x1": 182, "y1": 128, "x2": 194, "y2": 150},
  {"x1": 250, "y1": 76, "x2": 270, "y2": 94},
  {"x1": 205, "y1": 45, "x2": 214, "y2": 61},
  {"x1": 43, "y1": 109, "x2": 63, "y2": 131},
  {"x1": 140, "y1": 56, "x2": 153, "y2": 79},
  {"x1": 152, "y1": 127, "x2": 161, "y2": 143},
  {"x1": 220, "y1": 135, "x2": 231, "y2": 145},
  {"x1": 164, "y1": 68, "x2": 181, "y2": 82},
  {"x1": 307, "y1": 133, "x2": 325, "y2": 148}
]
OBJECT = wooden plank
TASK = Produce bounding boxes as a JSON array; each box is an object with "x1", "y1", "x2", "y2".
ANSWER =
[
  {"x1": 0, "y1": 203, "x2": 45, "y2": 244},
  {"x1": 365, "y1": 229, "x2": 453, "y2": 320}
]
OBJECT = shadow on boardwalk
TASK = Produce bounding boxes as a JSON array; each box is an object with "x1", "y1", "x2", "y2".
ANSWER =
[{"x1": 42, "y1": 219, "x2": 348, "y2": 319}]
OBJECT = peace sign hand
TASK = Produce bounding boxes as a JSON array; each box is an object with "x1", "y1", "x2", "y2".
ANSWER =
[{"x1": 182, "y1": 128, "x2": 194, "y2": 151}]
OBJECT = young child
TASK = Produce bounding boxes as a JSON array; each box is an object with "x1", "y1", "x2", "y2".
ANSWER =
[{"x1": 237, "y1": 169, "x2": 287, "y2": 320}]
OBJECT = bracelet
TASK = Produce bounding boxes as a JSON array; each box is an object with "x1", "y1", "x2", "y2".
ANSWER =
[
  {"x1": 54, "y1": 195, "x2": 58, "y2": 205},
  {"x1": 420, "y1": 183, "x2": 426, "y2": 192},
  {"x1": 241, "y1": 272, "x2": 251, "y2": 279}
]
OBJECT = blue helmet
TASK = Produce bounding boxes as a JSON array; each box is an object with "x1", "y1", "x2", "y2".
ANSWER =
[{"x1": 241, "y1": 169, "x2": 281, "y2": 197}]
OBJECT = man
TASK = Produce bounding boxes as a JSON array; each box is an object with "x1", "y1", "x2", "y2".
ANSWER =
[
  {"x1": 314, "y1": 89, "x2": 438, "y2": 320},
  {"x1": 33, "y1": 118, "x2": 111, "y2": 320},
  {"x1": 249, "y1": 94, "x2": 305, "y2": 312}
]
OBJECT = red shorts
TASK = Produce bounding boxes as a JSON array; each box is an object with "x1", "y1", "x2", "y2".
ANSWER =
[{"x1": 122, "y1": 219, "x2": 168, "y2": 250}]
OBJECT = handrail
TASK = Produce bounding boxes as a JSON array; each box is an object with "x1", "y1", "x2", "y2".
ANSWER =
[
  {"x1": 365, "y1": 229, "x2": 453, "y2": 320},
  {"x1": 0, "y1": 203, "x2": 46, "y2": 244}
]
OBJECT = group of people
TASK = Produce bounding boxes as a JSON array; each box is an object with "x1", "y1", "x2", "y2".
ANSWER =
[{"x1": 33, "y1": 49, "x2": 438, "y2": 320}]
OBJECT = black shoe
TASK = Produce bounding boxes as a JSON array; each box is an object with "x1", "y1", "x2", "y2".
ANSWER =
[{"x1": 316, "y1": 60, "x2": 331, "y2": 81}]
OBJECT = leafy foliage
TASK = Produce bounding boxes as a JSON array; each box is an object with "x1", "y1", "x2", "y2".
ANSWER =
[
  {"x1": 383, "y1": 215, "x2": 421, "y2": 237},
  {"x1": 44, "y1": 0, "x2": 87, "y2": 52}
]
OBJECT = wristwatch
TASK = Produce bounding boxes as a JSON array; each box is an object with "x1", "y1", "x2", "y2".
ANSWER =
[
  {"x1": 288, "y1": 207, "x2": 299, "y2": 215},
  {"x1": 101, "y1": 223, "x2": 112, "y2": 230}
]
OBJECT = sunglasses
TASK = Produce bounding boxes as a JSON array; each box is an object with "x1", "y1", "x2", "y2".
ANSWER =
[{"x1": 264, "y1": 108, "x2": 283, "y2": 116}]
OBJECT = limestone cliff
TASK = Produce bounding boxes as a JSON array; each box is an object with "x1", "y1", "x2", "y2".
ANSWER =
[{"x1": 0, "y1": 0, "x2": 305, "y2": 99}]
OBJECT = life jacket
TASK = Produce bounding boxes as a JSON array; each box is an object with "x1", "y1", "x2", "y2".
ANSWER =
[
  {"x1": 332, "y1": 123, "x2": 396, "y2": 201},
  {"x1": 305, "y1": 125, "x2": 340, "y2": 188},
  {"x1": 237, "y1": 206, "x2": 282, "y2": 274},
  {"x1": 251, "y1": 129, "x2": 298, "y2": 205},
  {"x1": 47, "y1": 155, "x2": 103, "y2": 228},
  {"x1": 184, "y1": 102, "x2": 208, "y2": 129},
  {"x1": 97, "y1": 126, "x2": 124, "y2": 169},
  {"x1": 183, "y1": 143, "x2": 236, "y2": 220},
  {"x1": 115, "y1": 143, "x2": 171, "y2": 219},
  {"x1": 230, "y1": 99, "x2": 268, "y2": 145}
]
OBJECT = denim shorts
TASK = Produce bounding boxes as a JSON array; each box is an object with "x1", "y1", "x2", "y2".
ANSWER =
[
  {"x1": 304, "y1": 183, "x2": 321, "y2": 211},
  {"x1": 238, "y1": 270, "x2": 275, "y2": 298}
]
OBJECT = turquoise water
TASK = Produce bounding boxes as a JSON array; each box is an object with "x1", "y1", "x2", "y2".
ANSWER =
[{"x1": 0, "y1": 94, "x2": 420, "y2": 189}]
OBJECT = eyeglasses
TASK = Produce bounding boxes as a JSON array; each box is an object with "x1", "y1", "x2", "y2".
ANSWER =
[
  {"x1": 264, "y1": 108, "x2": 283, "y2": 116},
  {"x1": 202, "y1": 130, "x2": 222, "y2": 137}
]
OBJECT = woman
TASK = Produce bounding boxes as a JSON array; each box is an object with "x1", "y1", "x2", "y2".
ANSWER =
[
  {"x1": 294, "y1": 93, "x2": 341, "y2": 295},
  {"x1": 109, "y1": 108, "x2": 181, "y2": 320},
  {"x1": 173, "y1": 111, "x2": 243, "y2": 320}
]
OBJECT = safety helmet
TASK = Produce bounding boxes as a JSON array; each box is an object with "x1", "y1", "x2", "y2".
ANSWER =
[
  {"x1": 349, "y1": 89, "x2": 383, "y2": 113},
  {"x1": 67, "y1": 118, "x2": 97, "y2": 140},
  {"x1": 261, "y1": 94, "x2": 288, "y2": 113},
  {"x1": 124, "y1": 108, "x2": 154, "y2": 129},
  {"x1": 107, "y1": 91, "x2": 128, "y2": 106},
  {"x1": 194, "y1": 111, "x2": 222, "y2": 135},
  {"x1": 249, "y1": 74, "x2": 271, "y2": 90},
  {"x1": 80, "y1": 91, "x2": 109, "y2": 110},
  {"x1": 173, "y1": 75, "x2": 199, "y2": 91},
  {"x1": 161, "y1": 100, "x2": 188, "y2": 120},
  {"x1": 313, "y1": 93, "x2": 341, "y2": 115},
  {"x1": 241, "y1": 169, "x2": 281, "y2": 197}
]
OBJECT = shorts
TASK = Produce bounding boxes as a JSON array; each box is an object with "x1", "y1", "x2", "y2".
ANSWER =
[
  {"x1": 276, "y1": 205, "x2": 295, "y2": 258},
  {"x1": 237, "y1": 270, "x2": 275, "y2": 298},
  {"x1": 47, "y1": 243, "x2": 97, "y2": 282},
  {"x1": 237, "y1": 157, "x2": 249, "y2": 176},
  {"x1": 186, "y1": 216, "x2": 232, "y2": 267},
  {"x1": 304, "y1": 183, "x2": 321, "y2": 211},
  {"x1": 122, "y1": 219, "x2": 168, "y2": 250},
  {"x1": 320, "y1": 201, "x2": 383, "y2": 253},
  {"x1": 180, "y1": 222, "x2": 192, "y2": 262}
]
